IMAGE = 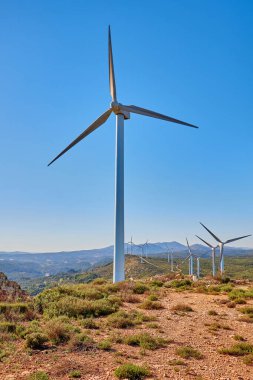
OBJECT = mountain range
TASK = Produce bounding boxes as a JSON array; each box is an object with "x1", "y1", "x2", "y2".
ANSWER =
[{"x1": 0, "y1": 242, "x2": 251, "y2": 283}]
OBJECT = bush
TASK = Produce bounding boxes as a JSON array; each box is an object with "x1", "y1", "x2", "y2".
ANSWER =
[
  {"x1": 147, "y1": 294, "x2": 158, "y2": 301},
  {"x1": 97, "y1": 339, "x2": 112, "y2": 351},
  {"x1": 25, "y1": 333, "x2": 48, "y2": 350},
  {"x1": 243, "y1": 354, "x2": 253, "y2": 365},
  {"x1": 207, "y1": 310, "x2": 218, "y2": 316},
  {"x1": 234, "y1": 335, "x2": 246, "y2": 341},
  {"x1": 0, "y1": 302, "x2": 29, "y2": 314},
  {"x1": 219, "y1": 343, "x2": 253, "y2": 356},
  {"x1": 0, "y1": 322, "x2": 16, "y2": 333},
  {"x1": 132, "y1": 283, "x2": 149, "y2": 294},
  {"x1": 169, "y1": 279, "x2": 192, "y2": 289},
  {"x1": 107, "y1": 311, "x2": 135, "y2": 328},
  {"x1": 27, "y1": 372, "x2": 49, "y2": 380},
  {"x1": 69, "y1": 370, "x2": 81, "y2": 378},
  {"x1": 176, "y1": 346, "x2": 203, "y2": 359},
  {"x1": 171, "y1": 304, "x2": 193, "y2": 312},
  {"x1": 81, "y1": 318, "x2": 99, "y2": 329},
  {"x1": 68, "y1": 333, "x2": 95, "y2": 352},
  {"x1": 139, "y1": 300, "x2": 163, "y2": 310},
  {"x1": 124, "y1": 333, "x2": 167, "y2": 350},
  {"x1": 45, "y1": 319, "x2": 71, "y2": 345},
  {"x1": 115, "y1": 363, "x2": 150, "y2": 379}
]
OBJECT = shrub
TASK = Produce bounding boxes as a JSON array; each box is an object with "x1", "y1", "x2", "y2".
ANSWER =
[
  {"x1": 169, "y1": 279, "x2": 192, "y2": 289},
  {"x1": 147, "y1": 294, "x2": 158, "y2": 301},
  {"x1": 240, "y1": 307, "x2": 253, "y2": 316},
  {"x1": 132, "y1": 283, "x2": 149, "y2": 294},
  {"x1": 115, "y1": 363, "x2": 150, "y2": 379},
  {"x1": 219, "y1": 343, "x2": 253, "y2": 356},
  {"x1": 176, "y1": 346, "x2": 203, "y2": 359},
  {"x1": 168, "y1": 359, "x2": 187, "y2": 366},
  {"x1": 107, "y1": 311, "x2": 135, "y2": 328},
  {"x1": 27, "y1": 372, "x2": 49, "y2": 380},
  {"x1": 25, "y1": 333, "x2": 48, "y2": 350},
  {"x1": 207, "y1": 310, "x2": 218, "y2": 316},
  {"x1": 81, "y1": 318, "x2": 99, "y2": 329},
  {"x1": 97, "y1": 339, "x2": 112, "y2": 351},
  {"x1": 69, "y1": 370, "x2": 81, "y2": 378},
  {"x1": 0, "y1": 302, "x2": 29, "y2": 314},
  {"x1": 171, "y1": 304, "x2": 193, "y2": 313},
  {"x1": 0, "y1": 322, "x2": 16, "y2": 333},
  {"x1": 139, "y1": 300, "x2": 163, "y2": 310},
  {"x1": 243, "y1": 354, "x2": 253, "y2": 365},
  {"x1": 124, "y1": 333, "x2": 167, "y2": 350},
  {"x1": 68, "y1": 333, "x2": 95, "y2": 352},
  {"x1": 151, "y1": 280, "x2": 163, "y2": 287},
  {"x1": 234, "y1": 335, "x2": 246, "y2": 342},
  {"x1": 45, "y1": 319, "x2": 71, "y2": 345}
]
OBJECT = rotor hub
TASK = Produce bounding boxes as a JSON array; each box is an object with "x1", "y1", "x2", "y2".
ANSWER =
[{"x1": 110, "y1": 101, "x2": 130, "y2": 119}]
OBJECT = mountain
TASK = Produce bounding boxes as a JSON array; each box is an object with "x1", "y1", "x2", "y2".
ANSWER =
[{"x1": 0, "y1": 242, "x2": 251, "y2": 284}]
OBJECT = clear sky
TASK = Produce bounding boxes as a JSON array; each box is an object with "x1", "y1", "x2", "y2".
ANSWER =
[{"x1": 0, "y1": 0, "x2": 252, "y2": 251}]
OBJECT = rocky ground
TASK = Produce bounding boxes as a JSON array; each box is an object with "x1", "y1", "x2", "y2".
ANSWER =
[{"x1": 1, "y1": 281, "x2": 253, "y2": 380}]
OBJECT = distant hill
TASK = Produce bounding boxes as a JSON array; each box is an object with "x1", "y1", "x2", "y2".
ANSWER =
[{"x1": 0, "y1": 242, "x2": 252, "y2": 284}]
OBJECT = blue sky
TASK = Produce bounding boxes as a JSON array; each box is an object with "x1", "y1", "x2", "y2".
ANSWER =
[{"x1": 0, "y1": 0, "x2": 252, "y2": 251}]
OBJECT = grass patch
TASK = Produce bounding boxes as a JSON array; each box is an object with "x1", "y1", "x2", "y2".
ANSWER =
[
  {"x1": 207, "y1": 310, "x2": 218, "y2": 316},
  {"x1": 176, "y1": 346, "x2": 203, "y2": 359},
  {"x1": 233, "y1": 335, "x2": 246, "y2": 341},
  {"x1": 171, "y1": 304, "x2": 193, "y2": 313},
  {"x1": 81, "y1": 318, "x2": 99, "y2": 329},
  {"x1": 124, "y1": 333, "x2": 168, "y2": 350},
  {"x1": 139, "y1": 300, "x2": 163, "y2": 310},
  {"x1": 69, "y1": 370, "x2": 81, "y2": 378},
  {"x1": 97, "y1": 339, "x2": 112, "y2": 351},
  {"x1": 27, "y1": 372, "x2": 49, "y2": 380},
  {"x1": 243, "y1": 354, "x2": 253, "y2": 365},
  {"x1": 115, "y1": 363, "x2": 150, "y2": 379},
  {"x1": 219, "y1": 343, "x2": 253, "y2": 356},
  {"x1": 132, "y1": 283, "x2": 149, "y2": 294},
  {"x1": 25, "y1": 333, "x2": 48, "y2": 350}
]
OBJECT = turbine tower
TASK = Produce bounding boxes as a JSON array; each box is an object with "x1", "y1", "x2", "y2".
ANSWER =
[
  {"x1": 196, "y1": 235, "x2": 217, "y2": 277},
  {"x1": 48, "y1": 26, "x2": 198, "y2": 283},
  {"x1": 186, "y1": 238, "x2": 194, "y2": 276},
  {"x1": 200, "y1": 223, "x2": 251, "y2": 276}
]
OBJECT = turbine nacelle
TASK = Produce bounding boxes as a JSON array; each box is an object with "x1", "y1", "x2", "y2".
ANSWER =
[{"x1": 110, "y1": 101, "x2": 130, "y2": 119}]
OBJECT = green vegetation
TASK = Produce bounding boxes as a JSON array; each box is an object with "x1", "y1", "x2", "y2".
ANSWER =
[
  {"x1": 176, "y1": 346, "x2": 204, "y2": 359},
  {"x1": 97, "y1": 339, "x2": 112, "y2": 351},
  {"x1": 124, "y1": 332, "x2": 168, "y2": 350},
  {"x1": 171, "y1": 303, "x2": 193, "y2": 312},
  {"x1": 207, "y1": 310, "x2": 218, "y2": 316},
  {"x1": 139, "y1": 299, "x2": 163, "y2": 310},
  {"x1": 219, "y1": 343, "x2": 253, "y2": 356},
  {"x1": 114, "y1": 363, "x2": 150, "y2": 379},
  {"x1": 27, "y1": 371, "x2": 49, "y2": 380},
  {"x1": 25, "y1": 333, "x2": 48, "y2": 349},
  {"x1": 69, "y1": 370, "x2": 81, "y2": 378}
]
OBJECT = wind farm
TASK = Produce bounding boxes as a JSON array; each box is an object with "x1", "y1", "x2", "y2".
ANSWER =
[{"x1": 1, "y1": 1, "x2": 253, "y2": 379}]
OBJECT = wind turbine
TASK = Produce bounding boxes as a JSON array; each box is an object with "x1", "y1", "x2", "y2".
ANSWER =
[
  {"x1": 196, "y1": 256, "x2": 201, "y2": 278},
  {"x1": 48, "y1": 26, "x2": 198, "y2": 283},
  {"x1": 186, "y1": 238, "x2": 194, "y2": 276},
  {"x1": 200, "y1": 223, "x2": 251, "y2": 276},
  {"x1": 196, "y1": 235, "x2": 217, "y2": 277}
]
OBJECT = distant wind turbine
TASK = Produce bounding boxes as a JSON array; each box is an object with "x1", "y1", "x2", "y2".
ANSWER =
[
  {"x1": 48, "y1": 26, "x2": 198, "y2": 283},
  {"x1": 196, "y1": 235, "x2": 218, "y2": 277},
  {"x1": 200, "y1": 223, "x2": 251, "y2": 276},
  {"x1": 186, "y1": 238, "x2": 194, "y2": 276}
]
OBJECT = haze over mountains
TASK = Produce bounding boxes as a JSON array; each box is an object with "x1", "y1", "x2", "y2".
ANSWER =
[{"x1": 0, "y1": 242, "x2": 252, "y2": 283}]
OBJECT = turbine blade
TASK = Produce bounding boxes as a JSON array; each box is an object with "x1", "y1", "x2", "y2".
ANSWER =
[
  {"x1": 48, "y1": 109, "x2": 112, "y2": 166},
  {"x1": 225, "y1": 234, "x2": 251, "y2": 244},
  {"x1": 108, "y1": 26, "x2": 117, "y2": 101},
  {"x1": 200, "y1": 222, "x2": 222, "y2": 243},
  {"x1": 186, "y1": 238, "x2": 192, "y2": 254},
  {"x1": 195, "y1": 235, "x2": 213, "y2": 248},
  {"x1": 120, "y1": 104, "x2": 198, "y2": 128}
]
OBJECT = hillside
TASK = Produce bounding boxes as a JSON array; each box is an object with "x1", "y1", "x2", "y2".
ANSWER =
[
  {"x1": 1, "y1": 243, "x2": 252, "y2": 284},
  {"x1": 22, "y1": 254, "x2": 253, "y2": 295},
  {"x1": 1, "y1": 275, "x2": 253, "y2": 379}
]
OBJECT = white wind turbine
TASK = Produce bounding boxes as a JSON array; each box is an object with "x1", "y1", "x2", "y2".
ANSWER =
[
  {"x1": 186, "y1": 238, "x2": 194, "y2": 276},
  {"x1": 200, "y1": 223, "x2": 251, "y2": 276},
  {"x1": 48, "y1": 26, "x2": 198, "y2": 283},
  {"x1": 196, "y1": 235, "x2": 218, "y2": 277}
]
